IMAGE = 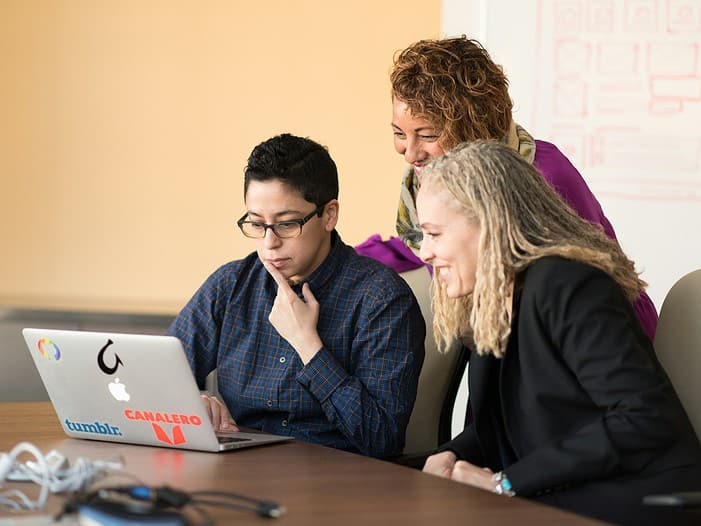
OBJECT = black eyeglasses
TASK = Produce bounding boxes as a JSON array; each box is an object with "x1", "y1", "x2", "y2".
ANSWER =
[{"x1": 236, "y1": 204, "x2": 326, "y2": 239}]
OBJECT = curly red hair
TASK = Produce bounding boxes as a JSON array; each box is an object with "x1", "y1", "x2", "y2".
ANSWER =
[{"x1": 391, "y1": 36, "x2": 513, "y2": 149}]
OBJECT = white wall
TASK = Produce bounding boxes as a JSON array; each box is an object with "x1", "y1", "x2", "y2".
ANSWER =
[{"x1": 443, "y1": 0, "x2": 701, "y2": 309}]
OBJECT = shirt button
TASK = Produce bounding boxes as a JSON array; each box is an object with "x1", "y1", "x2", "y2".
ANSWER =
[
  {"x1": 281, "y1": 419, "x2": 288, "y2": 427},
  {"x1": 279, "y1": 356, "x2": 286, "y2": 364},
  {"x1": 266, "y1": 399, "x2": 273, "y2": 407}
]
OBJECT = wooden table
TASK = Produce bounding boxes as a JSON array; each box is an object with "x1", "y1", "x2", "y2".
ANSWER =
[{"x1": 0, "y1": 402, "x2": 605, "y2": 524}]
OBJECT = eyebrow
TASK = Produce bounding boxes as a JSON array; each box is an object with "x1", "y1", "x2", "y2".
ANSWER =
[
  {"x1": 246, "y1": 209, "x2": 306, "y2": 220},
  {"x1": 391, "y1": 123, "x2": 437, "y2": 133}
]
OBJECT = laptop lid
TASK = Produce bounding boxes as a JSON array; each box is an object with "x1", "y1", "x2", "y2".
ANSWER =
[{"x1": 22, "y1": 328, "x2": 293, "y2": 452}]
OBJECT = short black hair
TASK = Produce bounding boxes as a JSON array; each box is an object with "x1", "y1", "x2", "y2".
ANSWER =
[{"x1": 244, "y1": 134, "x2": 339, "y2": 207}]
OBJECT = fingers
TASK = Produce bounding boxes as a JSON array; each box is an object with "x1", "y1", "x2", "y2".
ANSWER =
[
  {"x1": 200, "y1": 394, "x2": 239, "y2": 432},
  {"x1": 423, "y1": 462, "x2": 453, "y2": 479},
  {"x1": 301, "y1": 282, "x2": 317, "y2": 306},
  {"x1": 200, "y1": 393, "x2": 214, "y2": 424},
  {"x1": 264, "y1": 262, "x2": 316, "y2": 308},
  {"x1": 423, "y1": 451, "x2": 457, "y2": 479},
  {"x1": 451, "y1": 461, "x2": 495, "y2": 492},
  {"x1": 223, "y1": 419, "x2": 239, "y2": 432},
  {"x1": 263, "y1": 261, "x2": 293, "y2": 292},
  {"x1": 214, "y1": 397, "x2": 238, "y2": 432}
]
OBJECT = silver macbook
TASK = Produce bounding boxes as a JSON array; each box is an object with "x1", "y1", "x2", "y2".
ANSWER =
[{"x1": 22, "y1": 328, "x2": 294, "y2": 452}]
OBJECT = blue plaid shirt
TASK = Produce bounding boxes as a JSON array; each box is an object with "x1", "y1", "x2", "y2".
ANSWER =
[{"x1": 167, "y1": 232, "x2": 425, "y2": 458}]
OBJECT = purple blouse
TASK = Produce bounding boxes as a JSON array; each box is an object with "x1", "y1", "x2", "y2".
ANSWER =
[
  {"x1": 357, "y1": 140, "x2": 658, "y2": 342},
  {"x1": 532, "y1": 140, "x2": 657, "y2": 341}
]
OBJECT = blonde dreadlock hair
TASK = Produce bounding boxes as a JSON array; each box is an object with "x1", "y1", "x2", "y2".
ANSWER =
[{"x1": 421, "y1": 141, "x2": 646, "y2": 357}]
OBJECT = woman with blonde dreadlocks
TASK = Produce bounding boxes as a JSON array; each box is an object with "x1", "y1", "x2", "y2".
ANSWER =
[
  {"x1": 417, "y1": 141, "x2": 701, "y2": 526},
  {"x1": 389, "y1": 36, "x2": 658, "y2": 342}
]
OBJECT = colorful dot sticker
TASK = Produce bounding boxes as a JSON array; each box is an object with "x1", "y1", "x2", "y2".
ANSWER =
[{"x1": 37, "y1": 338, "x2": 61, "y2": 361}]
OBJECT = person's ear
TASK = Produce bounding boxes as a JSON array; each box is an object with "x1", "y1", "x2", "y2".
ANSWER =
[{"x1": 322, "y1": 200, "x2": 339, "y2": 232}]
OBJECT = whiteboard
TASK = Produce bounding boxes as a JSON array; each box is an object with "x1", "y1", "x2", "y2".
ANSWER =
[{"x1": 443, "y1": 0, "x2": 701, "y2": 309}]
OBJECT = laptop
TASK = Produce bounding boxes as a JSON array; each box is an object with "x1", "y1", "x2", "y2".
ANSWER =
[{"x1": 22, "y1": 327, "x2": 294, "y2": 452}]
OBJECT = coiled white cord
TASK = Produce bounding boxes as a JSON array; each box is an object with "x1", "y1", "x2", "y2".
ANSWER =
[{"x1": 0, "y1": 442, "x2": 122, "y2": 511}]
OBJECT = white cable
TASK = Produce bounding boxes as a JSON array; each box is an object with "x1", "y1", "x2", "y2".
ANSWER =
[
  {"x1": 0, "y1": 442, "x2": 50, "y2": 511},
  {"x1": 0, "y1": 442, "x2": 123, "y2": 512}
]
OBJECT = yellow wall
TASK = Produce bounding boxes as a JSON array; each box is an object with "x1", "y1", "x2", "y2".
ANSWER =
[{"x1": 0, "y1": 1, "x2": 440, "y2": 314}]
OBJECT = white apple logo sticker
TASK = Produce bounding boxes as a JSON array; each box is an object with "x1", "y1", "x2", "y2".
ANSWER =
[{"x1": 108, "y1": 378, "x2": 130, "y2": 402}]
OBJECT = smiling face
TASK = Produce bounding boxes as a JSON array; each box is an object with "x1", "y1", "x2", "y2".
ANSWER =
[
  {"x1": 244, "y1": 179, "x2": 338, "y2": 284},
  {"x1": 391, "y1": 99, "x2": 445, "y2": 181},
  {"x1": 417, "y1": 183, "x2": 481, "y2": 298}
]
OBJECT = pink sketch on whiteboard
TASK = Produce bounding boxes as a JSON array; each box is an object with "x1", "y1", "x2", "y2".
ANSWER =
[
  {"x1": 598, "y1": 80, "x2": 646, "y2": 91},
  {"x1": 647, "y1": 42, "x2": 699, "y2": 76},
  {"x1": 552, "y1": 129, "x2": 587, "y2": 166},
  {"x1": 590, "y1": 178, "x2": 701, "y2": 201},
  {"x1": 648, "y1": 98, "x2": 685, "y2": 113},
  {"x1": 650, "y1": 76, "x2": 701, "y2": 99},
  {"x1": 554, "y1": 79, "x2": 588, "y2": 117},
  {"x1": 588, "y1": 0, "x2": 615, "y2": 32},
  {"x1": 589, "y1": 127, "x2": 700, "y2": 173},
  {"x1": 588, "y1": 128, "x2": 701, "y2": 201},
  {"x1": 594, "y1": 94, "x2": 646, "y2": 114},
  {"x1": 541, "y1": 1, "x2": 701, "y2": 204},
  {"x1": 553, "y1": 1, "x2": 585, "y2": 34},
  {"x1": 589, "y1": 133, "x2": 608, "y2": 167},
  {"x1": 595, "y1": 188, "x2": 701, "y2": 201},
  {"x1": 555, "y1": 39, "x2": 591, "y2": 75},
  {"x1": 624, "y1": 0, "x2": 659, "y2": 32},
  {"x1": 666, "y1": 0, "x2": 701, "y2": 33},
  {"x1": 596, "y1": 42, "x2": 639, "y2": 75}
]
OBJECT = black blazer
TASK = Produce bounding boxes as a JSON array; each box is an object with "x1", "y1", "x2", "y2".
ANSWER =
[{"x1": 442, "y1": 257, "x2": 701, "y2": 497}]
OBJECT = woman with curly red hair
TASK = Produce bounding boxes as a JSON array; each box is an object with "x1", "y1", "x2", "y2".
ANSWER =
[{"x1": 389, "y1": 36, "x2": 658, "y2": 342}]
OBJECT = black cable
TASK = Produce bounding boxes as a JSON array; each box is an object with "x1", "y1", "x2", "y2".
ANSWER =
[
  {"x1": 188, "y1": 503, "x2": 215, "y2": 526},
  {"x1": 57, "y1": 484, "x2": 285, "y2": 523},
  {"x1": 190, "y1": 489, "x2": 267, "y2": 504},
  {"x1": 192, "y1": 497, "x2": 284, "y2": 518},
  {"x1": 189, "y1": 489, "x2": 285, "y2": 518}
]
